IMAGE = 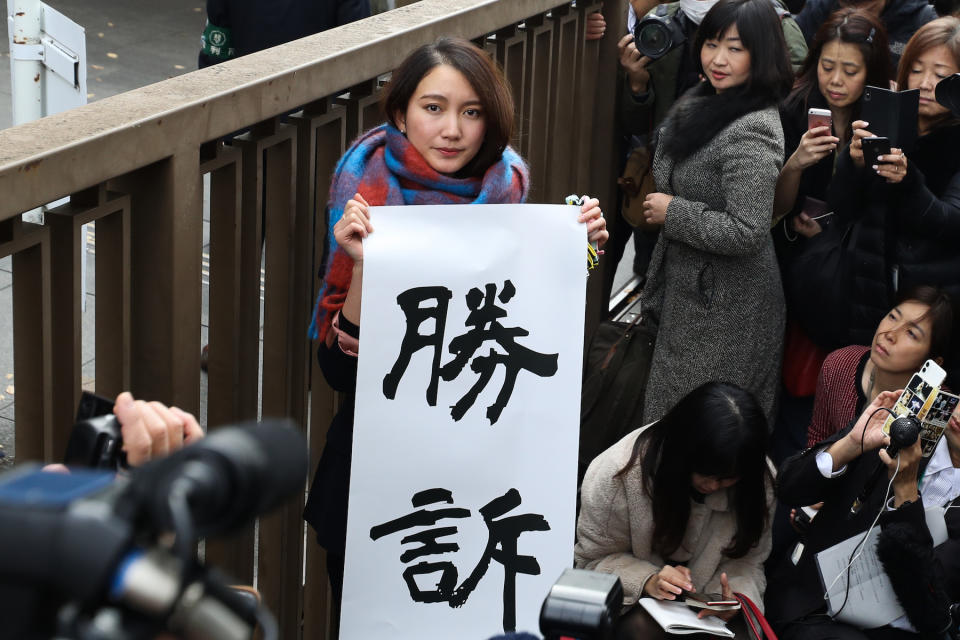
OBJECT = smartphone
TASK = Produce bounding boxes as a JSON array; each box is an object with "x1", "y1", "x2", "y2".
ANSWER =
[
  {"x1": 807, "y1": 107, "x2": 832, "y2": 133},
  {"x1": 861, "y1": 136, "x2": 891, "y2": 167},
  {"x1": 861, "y1": 85, "x2": 920, "y2": 151},
  {"x1": 793, "y1": 504, "x2": 819, "y2": 535},
  {"x1": 680, "y1": 590, "x2": 741, "y2": 610},
  {"x1": 883, "y1": 360, "x2": 957, "y2": 456}
]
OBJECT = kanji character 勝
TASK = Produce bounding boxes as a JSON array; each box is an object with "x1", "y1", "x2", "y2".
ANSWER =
[{"x1": 381, "y1": 280, "x2": 558, "y2": 424}]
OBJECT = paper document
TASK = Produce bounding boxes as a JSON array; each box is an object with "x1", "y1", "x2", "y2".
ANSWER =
[
  {"x1": 816, "y1": 507, "x2": 948, "y2": 628},
  {"x1": 816, "y1": 527, "x2": 902, "y2": 628},
  {"x1": 639, "y1": 598, "x2": 734, "y2": 637}
]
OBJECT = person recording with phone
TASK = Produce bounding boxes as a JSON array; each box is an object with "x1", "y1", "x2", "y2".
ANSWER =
[
  {"x1": 576, "y1": 382, "x2": 776, "y2": 639},
  {"x1": 767, "y1": 9, "x2": 890, "y2": 468},
  {"x1": 806, "y1": 287, "x2": 954, "y2": 448},
  {"x1": 773, "y1": 9, "x2": 891, "y2": 238},
  {"x1": 766, "y1": 390, "x2": 960, "y2": 640},
  {"x1": 825, "y1": 17, "x2": 960, "y2": 361},
  {"x1": 767, "y1": 286, "x2": 953, "y2": 567}
]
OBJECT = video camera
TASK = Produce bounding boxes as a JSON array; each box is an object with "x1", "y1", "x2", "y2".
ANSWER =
[{"x1": 0, "y1": 411, "x2": 309, "y2": 640}]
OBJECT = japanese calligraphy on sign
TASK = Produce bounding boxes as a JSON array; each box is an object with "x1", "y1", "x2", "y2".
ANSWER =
[{"x1": 340, "y1": 204, "x2": 585, "y2": 639}]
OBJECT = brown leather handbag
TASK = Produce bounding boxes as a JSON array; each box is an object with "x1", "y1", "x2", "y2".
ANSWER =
[{"x1": 618, "y1": 145, "x2": 660, "y2": 232}]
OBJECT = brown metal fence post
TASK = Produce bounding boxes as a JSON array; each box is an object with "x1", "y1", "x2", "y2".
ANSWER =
[
  {"x1": 110, "y1": 151, "x2": 203, "y2": 413},
  {"x1": 202, "y1": 143, "x2": 258, "y2": 585},
  {"x1": 584, "y1": 1, "x2": 627, "y2": 337},
  {"x1": 257, "y1": 125, "x2": 304, "y2": 639},
  {"x1": 522, "y1": 12, "x2": 555, "y2": 203},
  {"x1": 297, "y1": 103, "x2": 349, "y2": 640},
  {"x1": 6, "y1": 221, "x2": 53, "y2": 461},
  {"x1": 546, "y1": 4, "x2": 582, "y2": 202}
]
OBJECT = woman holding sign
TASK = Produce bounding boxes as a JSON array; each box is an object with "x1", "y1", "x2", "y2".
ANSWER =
[
  {"x1": 303, "y1": 37, "x2": 608, "y2": 604},
  {"x1": 576, "y1": 381, "x2": 775, "y2": 639}
]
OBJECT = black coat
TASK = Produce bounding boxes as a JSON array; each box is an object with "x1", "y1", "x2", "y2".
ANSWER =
[
  {"x1": 891, "y1": 122, "x2": 960, "y2": 305},
  {"x1": 303, "y1": 336, "x2": 357, "y2": 555},
  {"x1": 796, "y1": 0, "x2": 937, "y2": 70},
  {"x1": 765, "y1": 426, "x2": 960, "y2": 629},
  {"x1": 201, "y1": 0, "x2": 370, "y2": 65},
  {"x1": 824, "y1": 121, "x2": 960, "y2": 351},
  {"x1": 774, "y1": 90, "x2": 841, "y2": 298},
  {"x1": 779, "y1": 91, "x2": 840, "y2": 219}
]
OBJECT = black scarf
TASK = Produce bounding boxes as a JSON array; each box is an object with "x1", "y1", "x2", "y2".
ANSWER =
[{"x1": 662, "y1": 81, "x2": 777, "y2": 162}]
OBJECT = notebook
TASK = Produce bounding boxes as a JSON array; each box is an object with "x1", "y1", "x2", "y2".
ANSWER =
[{"x1": 639, "y1": 598, "x2": 735, "y2": 637}]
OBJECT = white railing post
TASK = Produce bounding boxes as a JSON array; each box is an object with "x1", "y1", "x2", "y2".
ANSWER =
[{"x1": 9, "y1": 0, "x2": 43, "y2": 125}]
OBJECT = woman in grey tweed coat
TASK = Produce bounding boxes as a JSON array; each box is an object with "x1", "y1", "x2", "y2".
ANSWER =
[{"x1": 639, "y1": 0, "x2": 795, "y2": 425}]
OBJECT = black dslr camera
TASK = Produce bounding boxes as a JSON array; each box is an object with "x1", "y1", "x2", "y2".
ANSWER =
[
  {"x1": 633, "y1": 8, "x2": 687, "y2": 61},
  {"x1": 936, "y1": 73, "x2": 960, "y2": 118},
  {"x1": 63, "y1": 391, "x2": 126, "y2": 469}
]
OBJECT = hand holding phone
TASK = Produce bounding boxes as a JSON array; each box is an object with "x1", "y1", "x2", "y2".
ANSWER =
[
  {"x1": 790, "y1": 111, "x2": 838, "y2": 170},
  {"x1": 680, "y1": 589, "x2": 741, "y2": 610},
  {"x1": 861, "y1": 136, "x2": 891, "y2": 168},
  {"x1": 807, "y1": 108, "x2": 832, "y2": 134},
  {"x1": 696, "y1": 572, "x2": 740, "y2": 621},
  {"x1": 850, "y1": 120, "x2": 874, "y2": 167},
  {"x1": 644, "y1": 564, "x2": 693, "y2": 600}
]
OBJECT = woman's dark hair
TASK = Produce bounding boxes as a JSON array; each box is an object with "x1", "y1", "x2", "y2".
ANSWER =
[
  {"x1": 663, "y1": 0, "x2": 794, "y2": 160},
  {"x1": 615, "y1": 382, "x2": 772, "y2": 559},
  {"x1": 896, "y1": 16, "x2": 960, "y2": 130},
  {"x1": 693, "y1": 0, "x2": 795, "y2": 100},
  {"x1": 890, "y1": 285, "x2": 955, "y2": 365},
  {"x1": 784, "y1": 8, "x2": 891, "y2": 120},
  {"x1": 381, "y1": 37, "x2": 515, "y2": 176}
]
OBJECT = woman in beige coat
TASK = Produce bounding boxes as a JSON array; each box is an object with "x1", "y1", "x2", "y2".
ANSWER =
[{"x1": 576, "y1": 382, "x2": 776, "y2": 638}]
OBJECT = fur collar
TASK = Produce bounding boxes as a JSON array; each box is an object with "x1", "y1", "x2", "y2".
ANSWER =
[{"x1": 662, "y1": 82, "x2": 776, "y2": 161}]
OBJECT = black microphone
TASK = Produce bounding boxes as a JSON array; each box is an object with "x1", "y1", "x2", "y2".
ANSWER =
[
  {"x1": 849, "y1": 415, "x2": 922, "y2": 516},
  {"x1": 885, "y1": 416, "x2": 921, "y2": 458},
  {"x1": 128, "y1": 420, "x2": 309, "y2": 538}
]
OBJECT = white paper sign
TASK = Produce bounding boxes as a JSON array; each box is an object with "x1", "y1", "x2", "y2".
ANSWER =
[{"x1": 340, "y1": 204, "x2": 586, "y2": 639}]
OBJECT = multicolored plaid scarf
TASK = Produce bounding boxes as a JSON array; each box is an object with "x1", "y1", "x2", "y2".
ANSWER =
[{"x1": 308, "y1": 123, "x2": 529, "y2": 341}]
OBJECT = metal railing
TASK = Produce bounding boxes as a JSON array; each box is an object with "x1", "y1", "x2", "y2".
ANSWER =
[{"x1": 0, "y1": 0, "x2": 625, "y2": 636}]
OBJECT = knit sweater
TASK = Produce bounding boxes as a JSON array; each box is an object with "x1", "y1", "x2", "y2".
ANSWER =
[
  {"x1": 575, "y1": 426, "x2": 775, "y2": 609},
  {"x1": 805, "y1": 345, "x2": 869, "y2": 447}
]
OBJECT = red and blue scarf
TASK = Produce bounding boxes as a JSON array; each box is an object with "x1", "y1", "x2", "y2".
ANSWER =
[{"x1": 309, "y1": 123, "x2": 529, "y2": 341}]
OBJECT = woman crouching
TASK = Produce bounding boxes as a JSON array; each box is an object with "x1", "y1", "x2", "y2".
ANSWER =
[{"x1": 576, "y1": 382, "x2": 775, "y2": 638}]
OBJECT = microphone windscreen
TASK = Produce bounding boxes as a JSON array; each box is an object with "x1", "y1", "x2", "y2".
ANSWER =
[
  {"x1": 886, "y1": 416, "x2": 920, "y2": 457},
  {"x1": 131, "y1": 420, "x2": 308, "y2": 537}
]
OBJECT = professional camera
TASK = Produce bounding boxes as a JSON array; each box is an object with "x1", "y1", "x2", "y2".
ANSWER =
[
  {"x1": 936, "y1": 73, "x2": 960, "y2": 118},
  {"x1": 632, "y1": 10, "x2": 687, "y2": 61},
  {"x1": 539, "y1": 568, "x2": 623, "y2": 639},
  {"x1": 62, "y1": 391, "x2": 126, "y2": 470},
  {"x1": 0, "y1": 418, "x2": 309, "y2": 640}
]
